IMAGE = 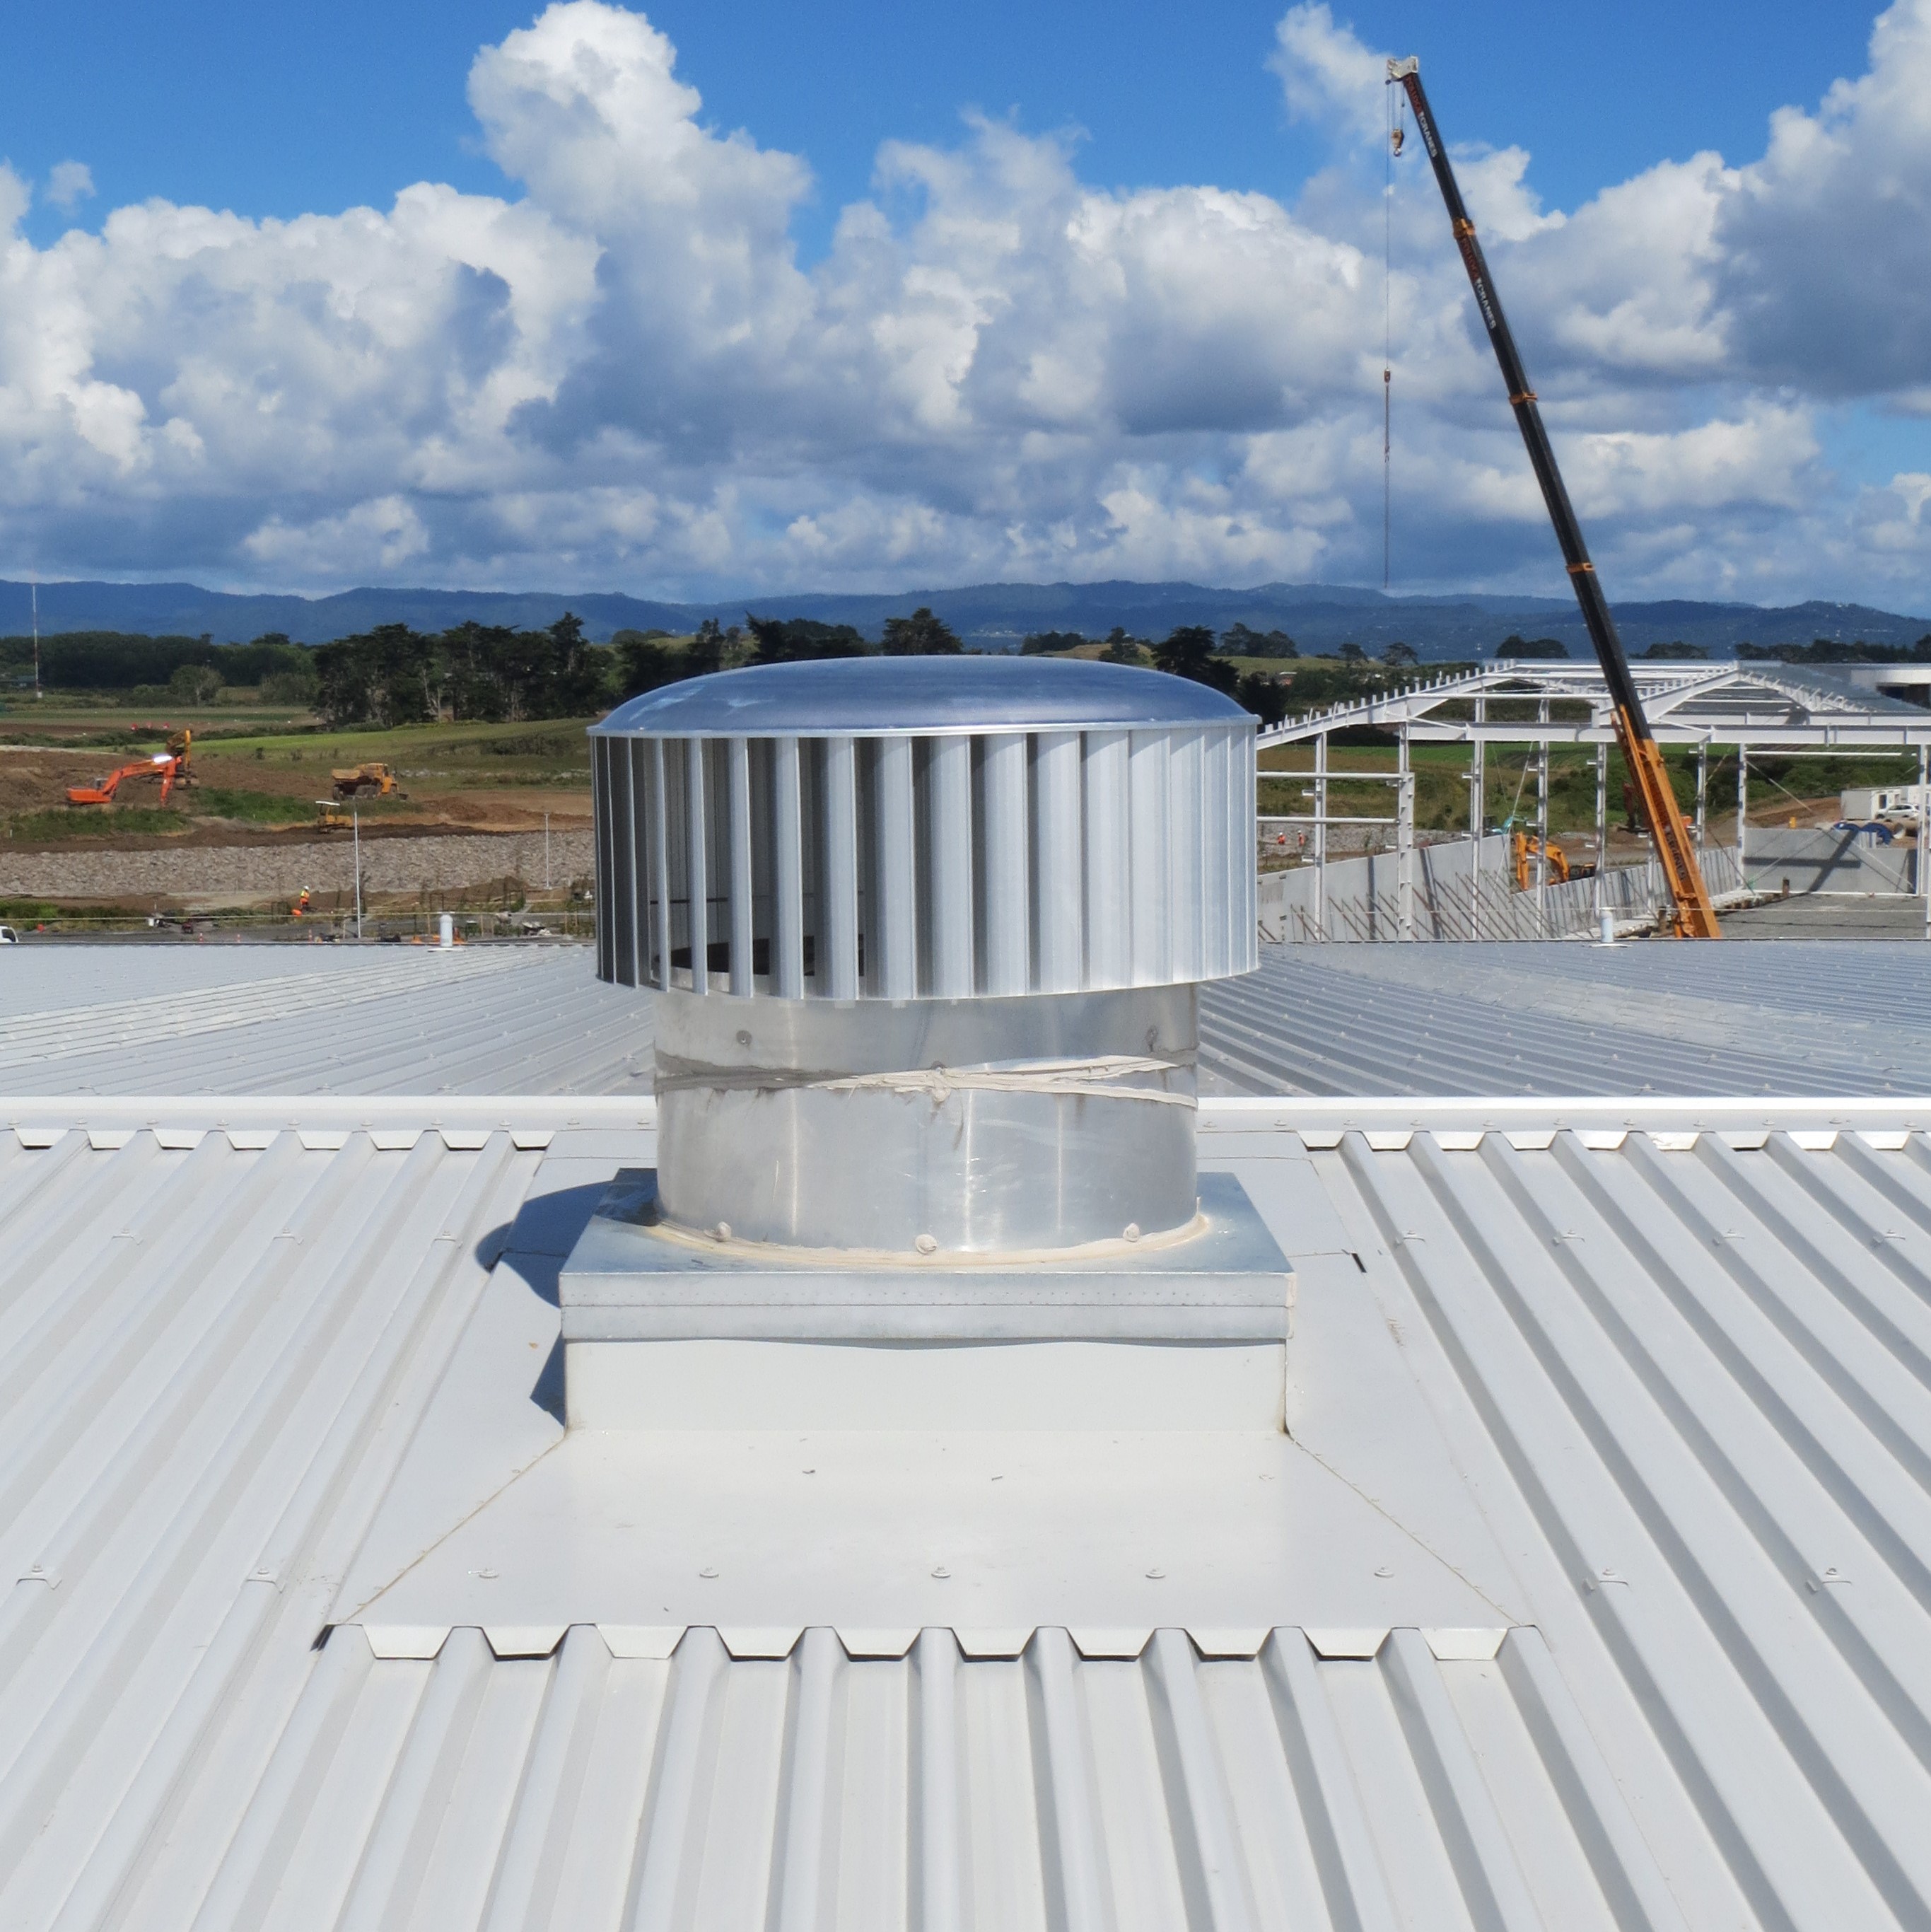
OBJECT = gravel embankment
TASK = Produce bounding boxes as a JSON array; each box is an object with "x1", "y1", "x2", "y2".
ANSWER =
[{"x1": 0, "y1": 830, "x2": 595, "y2": 904}]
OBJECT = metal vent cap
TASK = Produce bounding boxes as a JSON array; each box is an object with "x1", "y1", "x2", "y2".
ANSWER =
[{"x1": 590, "y1": 657, "x2": 1257, "y2": 1001}]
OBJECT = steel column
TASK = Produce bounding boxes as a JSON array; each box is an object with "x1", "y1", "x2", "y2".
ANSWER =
[
  {"x1": 1736, "y1": 749, "x2": 1748, "y2": 877},
  {"x1": 1397, "y1": 726, "x2": 1414, "y2": 941},
  {"x1": 1536, "y1": 700, "x2": 1549, "y2": 937},
  {"x1": 1594, "y1": 743, "x2": 1606, "y2": 921},
  {"x1": 1313, "y1": 733, "x2": 1328, "y2": 941},
  {"x1": 1469, "y1": 694, "x2": 1485, "y2": 940}
]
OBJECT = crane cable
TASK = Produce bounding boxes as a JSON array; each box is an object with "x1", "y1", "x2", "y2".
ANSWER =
[{"x1": 1383, "y1": 85, "x2": 1410, "y2": 588}]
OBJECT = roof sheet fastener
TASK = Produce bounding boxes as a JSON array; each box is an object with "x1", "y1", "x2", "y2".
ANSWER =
[
  {"x1": 1586, "y1": 1568, "x2": 1630, "y2": 1591},
  {"x1": 1807, "y1": 1568, "x2": 1850, "y2": 1591},
  {"x1": 19, "y1": 1562, "x2": 58, "y2": 1589}
]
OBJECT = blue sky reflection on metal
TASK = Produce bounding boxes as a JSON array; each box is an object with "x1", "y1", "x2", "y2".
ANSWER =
[{"x1": 597, "y1": 656, "x2": 1249, "y2": 735}]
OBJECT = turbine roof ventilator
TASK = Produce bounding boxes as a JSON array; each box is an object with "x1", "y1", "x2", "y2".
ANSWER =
[{"x1": 588, "y1": 656, "x2": 1259, "y2": 1255}]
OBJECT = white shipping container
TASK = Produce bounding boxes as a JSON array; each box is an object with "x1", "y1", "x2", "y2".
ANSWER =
[{"x1": 1840, "y1": 784, "x2": 1926, "y2": 820}]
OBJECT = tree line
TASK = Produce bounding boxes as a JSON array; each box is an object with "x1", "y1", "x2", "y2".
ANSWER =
[
  {"x1": 1022, "y1": 620, "x2": 1301, "y2": 659},
  {"x1": 315, "y1": 605, "x2": 976, "y2": 723},
  {"x1": 0, "y1": 629, "x2": 313, "y2": 692}
]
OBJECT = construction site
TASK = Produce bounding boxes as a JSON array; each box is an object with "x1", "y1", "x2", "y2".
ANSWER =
[{"x1": 4, "y1": 48, "x2": 1931, "y2": 1932}]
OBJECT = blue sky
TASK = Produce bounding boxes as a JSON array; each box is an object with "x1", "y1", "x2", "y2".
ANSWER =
[
  {"x1": 8, "y1": 1, "x2": 1878, "y2": 248},
  {"x1": 0, "y1": 0, "x2": 1925, "y2": 607}
]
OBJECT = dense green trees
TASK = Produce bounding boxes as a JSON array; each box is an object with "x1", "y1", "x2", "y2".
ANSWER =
[
  {"x1": 313, "y1": 613, "x2": 608, "y2": 725},
  {"x1": 1220, "y1": 622, "x2": 1297, "y2": 657},
  {"x1": 880, "y1": 607, "x2": 961, "y2": 655},
  {"x1": 1738, "y1": 635, "x2": 1931, "y2": 664},
  {"x1": 168, "y1": 663, "x2": 224, "y2": 704},
  {"x1": 743, "y1": 615, "x2": 869, "y2": 663},
  {"x1": 1149, "y1": 624, "x2": 1290, "y2": 725},
  {"x1": 0, "y1": 629, "x2": 312, "y2": 690}
]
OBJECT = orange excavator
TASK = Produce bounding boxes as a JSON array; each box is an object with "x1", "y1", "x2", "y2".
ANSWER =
[
  {"x1": 1390, "y1": 59, "x2": 1719, "y2": 937},
  {"x1": 68, "y1": 730, "x2": 192, "y2": 805},
  {"x1": 1510, "y1": 827, "x2": 1583, "y2": 890}
]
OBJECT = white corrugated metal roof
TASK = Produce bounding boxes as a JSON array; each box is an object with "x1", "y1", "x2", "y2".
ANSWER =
[
  {"x1": 6, "y1": 1094, "x2": 1931, "y2": 1927},
  {"x1": 7, "y1": 936, "x2": 1927, "y2": 1099},
  {"x1": 1203, "y1": 939, "x2": 1931, "y2": 1096},
  {"x1": 0, "y1": 945, "x2": 648, "y2": 1095}
]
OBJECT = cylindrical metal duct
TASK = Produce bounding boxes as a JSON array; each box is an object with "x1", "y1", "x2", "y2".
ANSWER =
[
  {"x1": 654, "y1": 984, "x2": 1198, "y2": 1251},
  {"x1": 590, "y1": 658, "x2": 1257, "y2": 1255}
]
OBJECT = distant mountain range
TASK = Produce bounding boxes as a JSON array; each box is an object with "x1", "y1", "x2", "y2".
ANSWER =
[{"x1": 1, "y1": 576, "x2": 1925, "y2": 660}]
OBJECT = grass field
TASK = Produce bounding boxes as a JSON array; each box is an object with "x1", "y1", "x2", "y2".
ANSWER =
[
  {"x1": 4, "y1": 687, "x2": 1917, "y2": 852},
  {"x1": 1259, "y1": 739, "x2": 1923, "y2": 837}
]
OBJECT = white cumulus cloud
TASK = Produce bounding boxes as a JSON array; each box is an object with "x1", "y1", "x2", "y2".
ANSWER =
[
  {"x1": 46, "y1": 161, "x2": 95, "y2": 213},
  {"x1": 0, "y1": 0, "x2": 1925, "y2": 609}
]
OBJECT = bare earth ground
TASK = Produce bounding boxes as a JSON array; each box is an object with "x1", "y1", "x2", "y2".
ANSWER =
[{"x1": 0, "y1": 708, "x2": 596, "y2": 912}]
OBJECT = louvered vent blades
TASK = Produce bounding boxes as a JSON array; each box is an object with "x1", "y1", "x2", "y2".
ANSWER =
[{"x1": 590, "y1": 658, "x2": 1257, "y2": 1001}]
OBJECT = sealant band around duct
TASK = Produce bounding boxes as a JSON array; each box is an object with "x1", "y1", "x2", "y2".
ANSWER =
[{"x1": 653, "y1": 1049, "x2": 1198, "y2": 1107}]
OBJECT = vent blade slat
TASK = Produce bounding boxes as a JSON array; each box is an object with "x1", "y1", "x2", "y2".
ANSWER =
[
  {"x1": 771, "y1": 737, "x2": 805, "y2": 999},
  {"x1": 822, "y1": 735, "x2": 861, "y2": 999}
]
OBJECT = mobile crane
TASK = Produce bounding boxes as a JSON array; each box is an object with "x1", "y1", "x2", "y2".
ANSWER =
[{"x1": 1388, "y1": 58, "x2": 1720, "y2": 938}]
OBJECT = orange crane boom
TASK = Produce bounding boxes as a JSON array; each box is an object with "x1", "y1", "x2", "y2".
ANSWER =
[{"x1": 1389, "y1": 58, "x2": 1720, "y2": 938}]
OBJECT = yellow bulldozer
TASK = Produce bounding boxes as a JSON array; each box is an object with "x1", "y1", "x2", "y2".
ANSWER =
[{"x1": 331, "y1": 762, "x2": 406, "y2": 800}]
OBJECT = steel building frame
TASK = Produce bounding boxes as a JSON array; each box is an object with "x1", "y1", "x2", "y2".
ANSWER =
[{"x1": 1257, "y1": 659, "x2": 1931, "y2": 939}]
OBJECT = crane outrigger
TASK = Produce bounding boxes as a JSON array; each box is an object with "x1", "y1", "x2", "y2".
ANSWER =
[{"x1": 1388, "y1": 57, "x2": 1720, "y2": 938}]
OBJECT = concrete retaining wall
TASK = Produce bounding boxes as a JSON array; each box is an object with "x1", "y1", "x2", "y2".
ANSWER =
[
  {"x1": 1259, "y1": 837, "x2": 1747, "y2": 943},
  {"x1": 1740, "y1": 825, "x2": 1920, "y2": 895}
]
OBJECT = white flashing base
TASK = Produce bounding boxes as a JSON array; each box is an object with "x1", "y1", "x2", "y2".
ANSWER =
[{"x1": 565, "y1": 1337, "x2": 1288, "y2": 1431}]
